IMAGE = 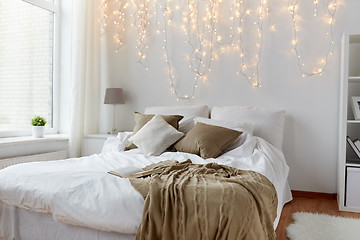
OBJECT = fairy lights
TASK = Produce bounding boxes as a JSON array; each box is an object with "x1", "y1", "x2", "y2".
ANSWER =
[
  {"x1": 236, "y1": 0, "x2": 266, "y2": 87},
  {"x1": 161, "y1": 0, "x2": 199, "y2": 100},
  {"x1": 132, "y1": 0, "x2": 151, "y2": 69},
  {"x1": 101, "y1": 0, "x2": 339, "y2": 100},
  {"x1": 288, "y1": 0, "x2": 337, "y2": 77},
  {"x1": 161, "y1": 0, "x2": 213, "y2": 100},
  {"x1": 101, "y1": 0, "x2": 128, "y2": 52}
]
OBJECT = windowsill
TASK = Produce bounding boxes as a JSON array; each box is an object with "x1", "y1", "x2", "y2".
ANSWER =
[
  {"x1": 0, "y1": 134, "x2": 69, "y2": 160},
  {"x1": 0, "y1": 134, "x2": 69, "y2": 146},
  {"x1": 84, "y1": 133, "x2": 112, "y2": 139}
]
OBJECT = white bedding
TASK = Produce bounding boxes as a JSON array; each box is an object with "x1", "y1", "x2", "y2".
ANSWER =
[
  {"x1": 0, "y1": 133, "x2": 291, "y2": 235},
  {"x1": 0, "y1": 201, "x2": 134, "y2": 240}
]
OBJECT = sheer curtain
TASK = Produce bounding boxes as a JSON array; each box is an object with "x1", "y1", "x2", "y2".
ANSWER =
[{"x1": 69, "y1": 0, "x2": 101, "y2": 157}]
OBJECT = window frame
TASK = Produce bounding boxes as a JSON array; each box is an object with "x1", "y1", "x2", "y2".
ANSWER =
[{"x1": 0, "y1": 0, "x2": 60, "y2": 138}]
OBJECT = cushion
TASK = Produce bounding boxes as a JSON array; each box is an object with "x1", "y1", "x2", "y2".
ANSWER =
[
  {"x1": 193, "y1": 117, "x2": 255, "y2": 151},
  {"x1": 101, "y1": 132, "x2": 132, "y2": 153},
  {"x1": 173, "y1": 122, "x2": 241, "y2": 159},
  {"x1": 132, "y1": 112, "x2": 183, "y2": 133},
  {"x1": 102, "y1": 137, "x2": 122, "y2": 153},
  {"x1": 211, "y1": 106, "x2": 285, "y2": 149},
  {"x1": 126, "y1": 112, "x2": 183, "y2": 149},
  {"x1": 128, "y1": 115, "x2": 185, "y2": 156},
  {"x1": 144, "y1": 105, "x2": 210, "y2": 133}
]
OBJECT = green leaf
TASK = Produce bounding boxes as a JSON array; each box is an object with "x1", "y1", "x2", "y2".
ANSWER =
[{"x1": 31, "y1": 116, "x2": 47, "y2": 126}]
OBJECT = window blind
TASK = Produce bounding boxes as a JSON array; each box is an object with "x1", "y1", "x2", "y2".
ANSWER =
[{"x1": 0, "y1": 0, "x2": 53, "y2": 131}]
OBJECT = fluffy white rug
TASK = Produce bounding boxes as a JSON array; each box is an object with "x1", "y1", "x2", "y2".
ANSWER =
[{"x1": 287, "y1": 212, "x2": 360, "y2": 240}]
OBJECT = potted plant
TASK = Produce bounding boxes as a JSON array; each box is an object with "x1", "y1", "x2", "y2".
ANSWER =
[{"x1": 31, "y1": 116, "x2": 47, "y2": 138}]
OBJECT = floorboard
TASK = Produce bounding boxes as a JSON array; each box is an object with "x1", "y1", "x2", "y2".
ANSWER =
[{"x1": 275, "y1": 196, "x2": 360, "y2": 240}]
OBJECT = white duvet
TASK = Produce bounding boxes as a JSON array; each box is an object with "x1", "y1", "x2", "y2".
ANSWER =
[{"x1": 0, "y1": 133, "x2": 291, "y2": 234}]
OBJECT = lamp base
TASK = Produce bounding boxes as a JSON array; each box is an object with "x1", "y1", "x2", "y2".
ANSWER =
[
  {"x1": 110, "y1": 105, "x2": 118, "y2": 135},
  {"x1": 110, "y1": 128, "x2": 119, "y2": 135}
]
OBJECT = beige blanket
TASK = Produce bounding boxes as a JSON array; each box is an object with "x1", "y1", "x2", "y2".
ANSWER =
[{"x1": 130, "y1": 160, "x2": 277, "y2": 240}]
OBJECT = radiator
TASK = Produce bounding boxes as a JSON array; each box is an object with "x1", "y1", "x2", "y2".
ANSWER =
[{"x1": 0, "y1": 150, "x2": 68, "y2": 170}]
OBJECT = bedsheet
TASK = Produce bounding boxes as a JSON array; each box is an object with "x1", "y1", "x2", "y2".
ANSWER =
[
  {"x1": 0, "y1": 133, "x2": 291, "y2": 234},
  {"x1": 0, "y1": 201, "x2": 135, "y2": 240}
]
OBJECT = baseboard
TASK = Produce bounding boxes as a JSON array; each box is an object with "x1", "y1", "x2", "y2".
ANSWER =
[{"x1": 291, "y1": 190, "x2": 337, "y2": 200}]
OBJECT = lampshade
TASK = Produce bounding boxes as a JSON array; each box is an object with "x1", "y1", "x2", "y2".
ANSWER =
[{"x1": 104, "y1": 88, "x2": 125, "y2": 104}]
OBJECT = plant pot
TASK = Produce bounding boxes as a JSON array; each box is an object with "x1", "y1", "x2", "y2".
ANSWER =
[{"x1": 32, "y1": 126, "x2": 45, "y2": 138}]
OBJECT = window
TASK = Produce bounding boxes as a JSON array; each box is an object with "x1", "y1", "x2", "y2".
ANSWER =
[{"x1": 0, "y1": 0, "x2": 58, "y2": 135}]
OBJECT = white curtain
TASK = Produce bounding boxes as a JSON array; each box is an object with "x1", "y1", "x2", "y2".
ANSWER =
[{"x1": 69, "y1": 0, "x2": 101, "y2": 157}]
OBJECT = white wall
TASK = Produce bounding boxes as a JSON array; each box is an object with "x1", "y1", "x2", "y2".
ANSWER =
[{"x1": 60, "y1": 0, "x2": 360, "y2": 193}]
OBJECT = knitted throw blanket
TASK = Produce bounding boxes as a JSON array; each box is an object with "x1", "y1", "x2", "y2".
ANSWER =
[{"x1": 130, "y1": 160, "x2": 277, "y2": 240}]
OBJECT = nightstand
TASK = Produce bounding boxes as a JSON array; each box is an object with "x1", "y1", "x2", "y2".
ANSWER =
[{"x1": 82, "y1": 134, "x2": 112, "y2": 156}]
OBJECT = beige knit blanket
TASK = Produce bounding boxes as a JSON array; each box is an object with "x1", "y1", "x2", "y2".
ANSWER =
[{"x1": 130, "y1": 160, "x2": 277, "y2": 240}]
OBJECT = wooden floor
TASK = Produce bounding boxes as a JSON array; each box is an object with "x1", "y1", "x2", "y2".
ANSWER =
[{"x1": 275, "y1": 195, "x2": 360, "y2": 240}]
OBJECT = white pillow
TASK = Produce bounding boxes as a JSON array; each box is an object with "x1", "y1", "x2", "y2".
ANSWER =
[
  {"x1": 101, "y1": 132, "x2": 132, "y2": 153},
  {"x1": 101, "y1": 137, "x2": 122, "y2": 153},
  {"x1": 193, "y1": 117, "x2": 255, "y2": 134},
  {"x1": 128, "y1": 115, "x2": 185, "y2": 156},
  {"x1": 211, "y1": 106, "x2": 285, "y2": 149},
  {"x1": 144, "y1": 105, "x2": 210, "y2": 118},
  {"x1": 177, "y1": 117, "x2": 197, "y2": 133},
  {"x1": 144, "y1": 105, "x2": 210, "y2": 133}
]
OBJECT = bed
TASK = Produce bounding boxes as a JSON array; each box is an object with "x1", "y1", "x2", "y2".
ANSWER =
[{"x1": 0, "y1": 105, "x2": 292, "y2": 240}]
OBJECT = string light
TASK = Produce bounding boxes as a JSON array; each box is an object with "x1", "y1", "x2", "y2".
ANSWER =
[
  {"x1": 101, "y1": 0, "x2": 270, "y2": 99},
  {"x1": 101, "y1": 0, "x2": 128, "y2": 52},
  {"x1": 288, "y1": 0, "x2": 337, "y2": 77},
  {"x1": 161, "y1": 0, "x2": 200, "y2": 100},
  {"x1": 132, "y1": 0, "x2": 151, "y2": 69},
  {"x1": 236, "y1": 0, "x2": 266, "y2": 87},
  {"x1": 101, "y1": 0, "x2": 339, "y2": 100}
]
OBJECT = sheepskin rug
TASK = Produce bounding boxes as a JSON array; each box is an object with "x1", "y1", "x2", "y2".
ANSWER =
[{"x1": 287, "y1": 212, "x2": 360, "y2": 240}]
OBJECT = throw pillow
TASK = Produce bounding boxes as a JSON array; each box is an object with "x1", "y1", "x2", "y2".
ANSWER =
[
  {"x1": 128, "y1": 115, "x2": 185, "y2": 156},
  {"x1": 174, "y1": 122, "x2": 241, "y2": 159},
  {"x1": 126, "y1": 112, "x2": 183, "y2": 150}
]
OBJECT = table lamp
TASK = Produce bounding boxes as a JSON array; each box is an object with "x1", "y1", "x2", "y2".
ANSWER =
[{"x1": 104, "y1": 88, "x2": 125, "y2": 134}]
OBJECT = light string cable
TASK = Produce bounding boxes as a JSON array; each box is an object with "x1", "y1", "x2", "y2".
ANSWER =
[
  {"x1": 213, "y1": 0, "x2": 238, "y2": 50},
  {"x1": 188, "y1": 0, "x2": 215, "y2": 80},
  {"x1": 314, "y1": 0, "x2": 318, "y2": 16},
  {"x1": 132, "y1": 0, "x2": 151, "y2": 70},
  {"x1": 237, "y1": 0, "x2": 265, "y2": 87},
  {"x1": 266, "y1": 0, "x2": 271, "y2": 24},
  {"x1": 101, "y1": 0, "x2": 128, "y2": 52},
  {"x1": 160, "y1": 0, "x2": 215, "y2": 100},
  {"x1": 254, "y1": 0, "x2": 265, "y2": 87},
  {"x1": 288, "y1": 0, "x2": 337, "y2": 77},
  {"x1": 182, "y1": 0, "x2": 214, "y2": 98},
  {"x1": 212, "y1": 0, "x2": 265, "y2": 87},
  {"x1": 266, "y1": 0, "x2": 276, "y2": 31},
  {"x1": 161, "y1": 0, "x2": 193, "y2": 100}
]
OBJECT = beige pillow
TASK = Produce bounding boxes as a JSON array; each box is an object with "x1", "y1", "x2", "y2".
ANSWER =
[
  {"x1": 126, "y1": 112, "x2": 183, "y2": 150},
  {"x1": 128, "y1": 115, "x2": 184, "y2": 156},
  {"x1": 174, "y1": 122, "x2": 241, "y2": 159}
]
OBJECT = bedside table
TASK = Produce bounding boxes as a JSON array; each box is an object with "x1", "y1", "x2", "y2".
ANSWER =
[{"x1": 82, "y1": 134, "x2": 112, "y2": 156}]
